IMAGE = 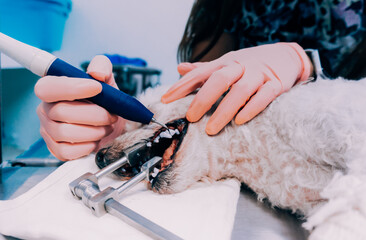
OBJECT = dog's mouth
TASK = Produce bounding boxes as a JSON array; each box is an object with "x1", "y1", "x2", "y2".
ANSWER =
[
  {"x1": 145, "y1": 118, "x2": 189, "y2": 184},
  {"x1": 95, "y1": 118, "x2": 189, "y2": 180}
]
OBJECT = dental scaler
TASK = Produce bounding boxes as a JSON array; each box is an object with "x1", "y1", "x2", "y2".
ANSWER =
[{"x1": 0, "y1": 32, "x2": 167, "y2": 128}]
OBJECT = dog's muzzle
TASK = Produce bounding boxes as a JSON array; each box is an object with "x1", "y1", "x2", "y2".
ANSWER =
[{"x1": 95, "y1": 118, "x2": 189, "y2": 180}]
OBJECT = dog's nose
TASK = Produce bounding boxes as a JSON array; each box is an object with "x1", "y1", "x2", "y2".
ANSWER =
[
  {"x1": 96, "y1": 148, "x2": 106, "y2": 161},
  {"x1": 95, "y1": 147, "x2": 110, "y2": 169}
]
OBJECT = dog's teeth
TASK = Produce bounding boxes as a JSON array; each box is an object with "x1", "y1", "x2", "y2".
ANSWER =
[
  {"x1": 153, "y1": 136, "x2": 160, "y2": 143},
  {"x1": 151, "y1": 167, "x2": 159, "y2": 177},
  {"x1": 168, "y1": 129, "x2": 175, "y2": 135},
  {"x1": 174, "y1": 129, "x2": 180, "y2": 135},
  {"x1": 146, "y1": 142, "x2": 152, "y2": 147},
  {"x1": 159, "y1": 130, "x2": 172, "y2": 139}
]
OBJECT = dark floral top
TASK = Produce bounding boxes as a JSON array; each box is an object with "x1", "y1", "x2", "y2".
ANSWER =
[{"x1": 226, "y1": 0, "x2": 366, "y2": 77}]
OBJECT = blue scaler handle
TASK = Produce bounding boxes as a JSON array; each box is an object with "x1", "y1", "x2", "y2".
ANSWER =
[{"x1": 47, "y1": 58, "x2": 153, "y2": 124}]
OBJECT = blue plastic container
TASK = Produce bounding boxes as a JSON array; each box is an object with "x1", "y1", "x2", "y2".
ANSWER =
[{"x1": 0, "y1": 0, "x2": 72, "y2": 51}]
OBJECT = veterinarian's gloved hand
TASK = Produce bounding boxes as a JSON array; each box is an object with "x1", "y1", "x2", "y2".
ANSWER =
[
  {"x1": 35, "y1": 55, "x2": 126, "y2": 161},
  {"x1": 162, "y1": 43, "x2": 312, "y2": 135}
]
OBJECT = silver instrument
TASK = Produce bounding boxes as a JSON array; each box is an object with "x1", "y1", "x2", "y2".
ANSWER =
[{"x1": 69, "y1": 153, "x2": 182, "y2": 240}]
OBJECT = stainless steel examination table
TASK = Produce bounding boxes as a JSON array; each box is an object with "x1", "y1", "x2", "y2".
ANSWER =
[{"x1": 0, "y1": 139, "x2": 309, "y2": 240}]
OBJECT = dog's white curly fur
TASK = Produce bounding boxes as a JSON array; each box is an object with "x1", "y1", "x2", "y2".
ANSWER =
[{"x1": 105, "y1": 77, "x2": 366, "y2": 239}]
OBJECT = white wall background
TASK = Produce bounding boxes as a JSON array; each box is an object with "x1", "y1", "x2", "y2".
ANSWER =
[{"x1": 55, "y1": 0, "x2": 194, "y2": 85}]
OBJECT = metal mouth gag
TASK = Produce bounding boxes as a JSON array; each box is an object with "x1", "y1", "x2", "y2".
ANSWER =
[
  {"x1": 69, "y1": 119, "x2": 190, "y2": 240},
  {"x1": 69, "y1": 156, "x2": 182, "y2": 240}
]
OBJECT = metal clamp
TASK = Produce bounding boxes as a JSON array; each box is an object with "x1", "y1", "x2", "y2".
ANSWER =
[{"x1": 69, "y1": 156, "x2": 182, "y2": 240}]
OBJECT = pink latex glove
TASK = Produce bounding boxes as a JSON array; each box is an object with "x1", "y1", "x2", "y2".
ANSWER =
[
  {"x1": 35, "y1": 55, "x2": 126, "y2": 161},
  {"x1": 162, "y1": 42, "x2": 312, "y2": 135}
]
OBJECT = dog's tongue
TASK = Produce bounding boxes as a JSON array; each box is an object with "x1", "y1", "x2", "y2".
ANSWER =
[{"x1": 161, "y1": 139, "x2": 178, "y2": 170}]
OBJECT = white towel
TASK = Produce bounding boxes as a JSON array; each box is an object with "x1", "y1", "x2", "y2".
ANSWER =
[{"x1": 0, "y1": 155, "x2": 240, "y2": 240}]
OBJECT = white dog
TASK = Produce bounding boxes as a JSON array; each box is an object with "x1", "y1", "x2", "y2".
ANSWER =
[{"x1": 96, "y1": 77, "x2": 366, "y2": 240}]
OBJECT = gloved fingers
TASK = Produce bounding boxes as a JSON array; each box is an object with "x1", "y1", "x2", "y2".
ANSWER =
[
  {"x1": 235, "y1": 79, "x2": 282, "y2": 124},
  {"x1": 186, "y1": 62, "x2": 244, "y2": 122},
  {"x1": 35, "y1": 76, "x2": 102, "y2": 103},
  {"x1": 40, "y1": 127, "x2": 97, "y2": 161},
  {"x1": 44, "y1": 119, "x2": 113, "y2": 143},
  {"x1": 177, "y1": 62, "x2": 206, "y2": 76},
  {"x1": 161, "y1": 61, "x2": 222, "y2": 103},
  {"x1": 37, "y1": 105, "x2": 113, "y2": 143},
  {"x1": 98, "y1": 117, "x2": 127, "y2": 149},
  {"x1": 86, "y1": 55, "x2": 112, "y2": 80},
  {"x1": 205, "y1": 70, "x2": 265, "y2": 135},
  {"x1": 41, "y1": 101, "x2": 118, "y2": 126},
  {"x1": 87, "y1": 55, "x2": 118, "y2": 89}
]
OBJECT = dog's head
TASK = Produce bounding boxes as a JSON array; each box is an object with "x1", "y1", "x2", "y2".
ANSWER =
[{"x1": 95, "y1": 85, "x2": 196, "y2": 189}]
